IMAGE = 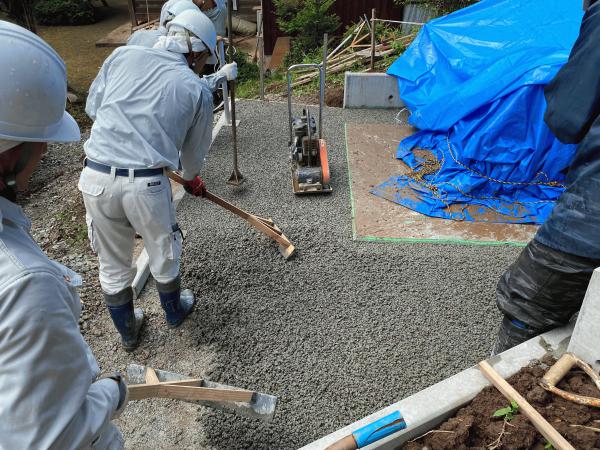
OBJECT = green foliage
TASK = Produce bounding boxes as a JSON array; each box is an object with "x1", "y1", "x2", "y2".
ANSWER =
[
  {"x1": 34, "y1": 0, "x2": 96, "y2": 26},
  {"x1": 544, "y1": 442, "x2": 555, "y2": 450},
  {"x1": 273, "y1": 0, "x2": 340, "y2": 57},
  {"x1": 231, "y1": 50, "x2": 259, "y2": 84},
  {"x1": 492, "y1": 400, "x2": 519, "y2": 422},
  {"x1": 394, "y1": 0, "x2": 476, "y2": 15}
]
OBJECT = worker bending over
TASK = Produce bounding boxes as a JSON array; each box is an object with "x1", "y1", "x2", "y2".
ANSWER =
[
  {"x1": 0, "y1": 21, "x2": 127, "y2": 448},
  {"x1": 82, "y1": 9, "x2": 237, "y2": 351},
  {"x1": 493, "y1": 0, "x2": 600, "y2": 353},
  {"x1": 127, "y1": 0, "x2": 199, "y2": 47},
  {"x1": 195, "y1": 0, "x2": 227, "y2": 36}
]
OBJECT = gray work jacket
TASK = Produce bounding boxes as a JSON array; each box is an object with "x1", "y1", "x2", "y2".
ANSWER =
[{"x1": 0, "y1": 197, "x2": 122, "y2": 449}]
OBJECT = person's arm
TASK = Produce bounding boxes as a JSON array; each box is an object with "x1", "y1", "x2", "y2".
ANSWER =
[
  {"x1": 544, "y1": 3, "x2": 600, "y2": 144},
  {"x1": 201, "y1": 72, "x2": 226, "y2": 93},
  {"x1": 201, "y1": 63, "x2": 237, "y2": 93},
  {"x1": 180, "y1": 88, "x2": 214, "y2": 181},
  {"x1": 0, "y1": 272, "x2": 121, "y2": 450},
  {"x1": 86, "y1": 53, "x2": 114, "y2": 121}
]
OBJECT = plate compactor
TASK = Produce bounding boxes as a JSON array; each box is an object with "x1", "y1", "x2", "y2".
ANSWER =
[{"x1": 287, "y1": 63, "x2": 332, "y2": 195}]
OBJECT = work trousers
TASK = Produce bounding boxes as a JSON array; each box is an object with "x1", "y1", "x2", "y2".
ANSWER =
[
  {"x1": 494, "y1": 238, "x2": 600, "y2": 353},
  {"x1": 79, "y1": 166, "x2": 183, "y2": 295}
]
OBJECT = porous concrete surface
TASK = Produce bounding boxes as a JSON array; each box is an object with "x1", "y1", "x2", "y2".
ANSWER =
[{"x1": 109, "y1": 100, "x2": 522, "y2": 449}]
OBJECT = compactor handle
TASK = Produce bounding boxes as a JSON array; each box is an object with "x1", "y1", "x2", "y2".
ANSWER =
[{"x1": 287, "y1": 63, "x2": 324, "y2": 143}]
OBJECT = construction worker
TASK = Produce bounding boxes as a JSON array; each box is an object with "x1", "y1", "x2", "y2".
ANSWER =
[
  {"x1": 127, "y1": 0, "x2": 199, "y2": 47},
  {"x1": 81, "y1": 9, "x2": 237, "y2": 351},
  {"x1": 0, "y1": 21, "x2": 127, "y2": 448},
  {"x1": 492, "y1": 0, "x2": 600, "y2": 354},
  {"x1": 195, "y1": 0, "x2": 227, "y2": 36}
]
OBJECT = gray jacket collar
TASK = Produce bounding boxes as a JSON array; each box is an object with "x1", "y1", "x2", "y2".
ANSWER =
[{"x1": 0, "y1": 197, "x2": 31, "y2": 233}]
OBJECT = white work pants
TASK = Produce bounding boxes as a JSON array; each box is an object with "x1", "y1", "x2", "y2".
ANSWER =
[{"x1": 79, "y1": 167, "x2": 182, "y2": 295}]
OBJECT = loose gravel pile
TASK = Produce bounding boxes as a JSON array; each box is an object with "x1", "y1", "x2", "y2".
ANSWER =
[{"x1": 110, "y1": 100, "x2": 523, "y2": 449}]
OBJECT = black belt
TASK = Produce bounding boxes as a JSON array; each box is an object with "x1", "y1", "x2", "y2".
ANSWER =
[{"x1": 85, "y1": 159, "x2": 164, "y2": 178}]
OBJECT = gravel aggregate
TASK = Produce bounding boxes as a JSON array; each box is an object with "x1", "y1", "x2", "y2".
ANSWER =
[{"x1": 113, "y1": 100, "x2": 523, "y2": 449}]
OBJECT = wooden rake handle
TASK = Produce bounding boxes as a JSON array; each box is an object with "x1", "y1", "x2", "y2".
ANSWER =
[
  {"x1": 478, "y1": 361, "x2": 575, "y2": 450},
  {"x1": 541, "y1": 352, "x2": 600, "y2": 408},
  {"x1": 166, "y1": 171, "x2": 295, "y2": 258}
]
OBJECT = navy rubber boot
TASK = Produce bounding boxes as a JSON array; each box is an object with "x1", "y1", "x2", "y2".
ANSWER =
[
  {"x1": 491, "y1": 316, "x2": 540, "y2": 356},
  {"x1": 104, "y1": 288, "x2": 145, "y2": 352},
  {"x1": 157, "y1": 276, "x2": 195, "y2": 328}
]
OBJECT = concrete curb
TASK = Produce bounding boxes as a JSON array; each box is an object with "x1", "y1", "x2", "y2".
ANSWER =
[
  {"x1": 343, "y1": 73, "x2": 404, "y2": 109},
  {"x1": 568, "y1": 267, "x2": 600, "y2": 372},
  {"x1": 300, "y1": 325, "x2": 573, "y2": 450}
]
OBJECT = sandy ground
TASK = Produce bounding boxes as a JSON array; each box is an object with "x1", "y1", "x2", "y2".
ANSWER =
[{"x1": 23, "y1": 100, "x2": 522, "y2": 449}]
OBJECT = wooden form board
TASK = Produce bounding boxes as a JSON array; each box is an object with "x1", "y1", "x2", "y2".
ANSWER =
[{"x1": 345, "y1": 123, "x2": 537, "y2": 245}]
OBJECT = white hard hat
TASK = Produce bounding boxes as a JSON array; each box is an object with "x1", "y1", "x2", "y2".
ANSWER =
[
  {"x1": 0, "y1": 20, "x2": 80, "y2": 145},
  {"x1": 164, "y1": 0, "x2": 200, "y2": 25},
  {"x1": 167, "y1": 9, "x2": 218, "y2": 64},
  {"x1": 159, "y1": 0, "x2": 182, "y2": 27}
]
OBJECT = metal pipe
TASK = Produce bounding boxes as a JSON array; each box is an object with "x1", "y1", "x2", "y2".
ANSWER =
[
  {"x1": 320, "y1": 33, "x2": 327, "y2": 140},
  {"x1": 257, "y1": 9, "x2": 265, "y2": 100},
  {"x1": 226, "y1": 0, "x2": 244, "y2": 185}
]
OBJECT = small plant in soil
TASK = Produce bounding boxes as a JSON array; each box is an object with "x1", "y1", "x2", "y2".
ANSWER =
[{"x1": 491, "y1": 399, "x2": 519, "y2": 422}]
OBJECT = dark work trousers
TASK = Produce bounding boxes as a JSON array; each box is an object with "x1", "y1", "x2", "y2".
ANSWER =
[{"x1": 493, "y1": 239, "x2": 600, "y2": 354}]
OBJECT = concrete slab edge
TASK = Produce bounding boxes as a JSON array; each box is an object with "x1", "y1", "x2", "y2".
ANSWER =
[
  {"x1": 131, "y1": 111, "x2": 230, "y2": 299},
  {"x1": 344, "y1": 72, "x2": 404, "y2": 109},
  {"x1": 299, "y1": 325, "x2": 573, "y2": 450}
]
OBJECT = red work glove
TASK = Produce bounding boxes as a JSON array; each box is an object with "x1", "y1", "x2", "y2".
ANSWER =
[{"x1": 183, "y1": 175, "x2": 206, "y2": 197}]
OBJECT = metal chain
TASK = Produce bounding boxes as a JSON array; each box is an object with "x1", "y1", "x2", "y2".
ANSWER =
[{"x1": 445, "y1": 135, "x2": 565, "y2": 188}]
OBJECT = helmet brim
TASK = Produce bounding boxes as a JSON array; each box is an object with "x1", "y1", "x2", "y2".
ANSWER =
[
  {"x1": 0, "y1": 110, "x2": 80, "y2": 143},
  {"x1": 49, "y1": 111, "x2": 81, "y2": 143}
]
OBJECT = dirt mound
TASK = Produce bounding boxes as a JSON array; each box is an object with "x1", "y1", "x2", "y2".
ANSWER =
[{"x1": 403, "y1": 358, "x2": 600, "y2": 450}]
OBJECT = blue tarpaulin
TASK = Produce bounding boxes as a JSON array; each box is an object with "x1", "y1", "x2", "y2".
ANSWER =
[{"x1": 376, "y1": 0, "x2": 583, "y2": 224}]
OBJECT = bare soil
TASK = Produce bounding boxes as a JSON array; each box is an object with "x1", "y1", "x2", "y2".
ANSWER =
[{"x1": 403, "y1": 357, "x2": 600, "y2": 450}]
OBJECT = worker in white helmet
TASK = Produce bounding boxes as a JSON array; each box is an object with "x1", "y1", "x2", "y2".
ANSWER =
[
  {"x1": 82, "y1": 9, "x2": 237, "y2": 351},
  {"x1": 194, "y1": 0, "x2": 227, "y2": 36},
  {"x1": 0, "y1": 20, "x2": 127, "y2": 449},
  {"x1": 127, "y1": 0, "x2": 199, "y2": 47}
]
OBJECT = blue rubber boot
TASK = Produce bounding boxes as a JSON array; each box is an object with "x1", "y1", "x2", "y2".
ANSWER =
[
  {"x1": 157, "y1": 276, "x2": 195, "y2": 328},
  {"x1": 491, "y1": 316, "x2": 540, "y2": 356},
  {"x1": 104, "y1": 288, "x2": 145, "y2": 352}
]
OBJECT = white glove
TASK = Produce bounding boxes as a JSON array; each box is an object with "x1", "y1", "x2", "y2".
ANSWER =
[{"x1": 219, "y1": 62, "x2": 238, "y2": 81}]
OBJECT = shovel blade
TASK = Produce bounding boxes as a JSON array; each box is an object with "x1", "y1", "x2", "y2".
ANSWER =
[{"x1": 126, "y1": 364, "x2": 277, "y2": 422}]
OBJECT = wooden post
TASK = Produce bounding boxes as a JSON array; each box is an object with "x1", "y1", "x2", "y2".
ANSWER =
[
  {"x1": 258, "y1": 8, "x2": 265, "y2": 100},
  {"x1": 370, "y1": 8, "x2": 376, "y2": 70}
]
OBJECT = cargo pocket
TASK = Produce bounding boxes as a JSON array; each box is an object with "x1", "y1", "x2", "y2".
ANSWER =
[
  {"x1": 167, "y1": 223, "x2": 184, "y2": 261},
  {"x1": 78, "y1": 178, "x2": 106, "y2": 198},
  {"x1": 85, "y1": 215, "x2": 98, "y2": 253}
]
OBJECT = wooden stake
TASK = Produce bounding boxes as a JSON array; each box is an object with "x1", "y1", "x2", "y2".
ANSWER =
[
  {"x1": 370, "y1": 8, "x2": 376, "y2": 70},
  {"x1": 478, "y1": 361, "x2": 575, "y2": 450}
]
